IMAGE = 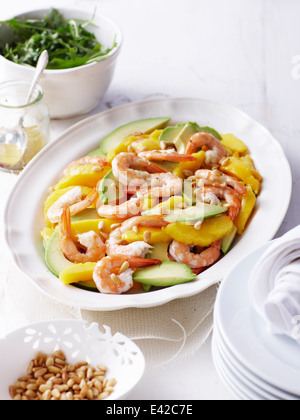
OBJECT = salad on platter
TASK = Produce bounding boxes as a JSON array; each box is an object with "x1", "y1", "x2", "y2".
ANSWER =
[{"x1": 41, "y1": 117, "x2": 262, "y2": 295}]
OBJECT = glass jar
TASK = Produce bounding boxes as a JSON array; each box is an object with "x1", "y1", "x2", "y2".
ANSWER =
[{"x1": 0, "y1": 81, "x2": 50, "y2": 173}]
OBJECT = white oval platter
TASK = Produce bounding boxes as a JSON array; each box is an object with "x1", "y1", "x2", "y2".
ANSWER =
[{"x1": 4, "y1": 98, "x2": 292, "y2": 311}]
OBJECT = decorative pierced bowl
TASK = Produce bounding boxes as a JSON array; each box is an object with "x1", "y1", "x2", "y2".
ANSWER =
[{"x1": 0, "y1": 320, "x2": 145, "y2": 400}]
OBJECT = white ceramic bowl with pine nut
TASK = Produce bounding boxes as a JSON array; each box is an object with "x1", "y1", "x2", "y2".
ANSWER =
[
  {"x1": 0, "y1": 320, "x2": 145, "y2": 401},
  {"x1": 0, "y1": 8, "x2": 122, "y2": 119}
]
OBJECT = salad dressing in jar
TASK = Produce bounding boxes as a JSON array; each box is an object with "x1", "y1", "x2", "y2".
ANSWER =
[{"x1": 0, "y1": 81, "x2": 49, "y2": 172}]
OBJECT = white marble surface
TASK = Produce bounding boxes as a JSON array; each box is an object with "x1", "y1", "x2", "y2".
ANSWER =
[{"x1": 1, "y1": 0, "x2": 300, "y2": 400}]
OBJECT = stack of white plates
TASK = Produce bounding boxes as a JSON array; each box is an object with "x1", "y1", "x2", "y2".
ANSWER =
[{"x1": 212, "y1": 242, "x2": 300, "y2": 400}]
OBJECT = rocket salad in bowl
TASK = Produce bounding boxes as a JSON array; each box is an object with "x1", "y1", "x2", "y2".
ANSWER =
[
  {"x1": 41, "y1": 117, "x2": 262, "y2": 295},
  {"x1": 0, "y1": 8, "x2": 117, "y2": 69},
  {"x1": 0, "y1": 8, "x2": 122, "y2": 118}
]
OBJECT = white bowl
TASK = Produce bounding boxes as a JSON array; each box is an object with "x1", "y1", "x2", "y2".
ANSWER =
[
  {"x1": 0, "y1": 8, "x2": 122, "y2": 119},
  {"x1": 0, "y1": 320, "x2": 145, "y2": 400}
]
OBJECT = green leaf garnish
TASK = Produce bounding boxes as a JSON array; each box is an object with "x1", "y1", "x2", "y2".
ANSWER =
[{"x1": 0, "y1": 8, "x2": 117, "y2": 69}]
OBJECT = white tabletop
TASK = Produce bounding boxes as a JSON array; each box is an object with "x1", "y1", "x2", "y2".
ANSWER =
[{"x1": 0, "y1": 0, "x2": 299, "y2": 401}]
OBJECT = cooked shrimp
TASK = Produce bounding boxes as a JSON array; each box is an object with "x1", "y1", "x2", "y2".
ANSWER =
[
  {"x1": 64, "y1": 156, "x2": 108, "y2": 175},
  {"x1": 93, "y1": 255, "x2": 161, "y2": 294},
  {"x1": 195, "y1": 169, "x2": 247, "y2": 195},
  {"x1": 169, "y1": 240, "x2": 222, "y2": 269},
  {"x1": 198, "y1": 186, "x2": 242, "y2": 220},
  {"x1": 106, "y1": 215, "x2": 168, "y2": 258},
  {"x1": 195, "y1": 189, "x2": 221, "y2": 206},
  {"x1": 186, "y1": 132, "x2": 226, "y2": 166},
  {"x1": 59, "y1": 206, "x2": 106, "y2": 264},
  {"x1": 144, "y1": 172, "x2": 183, "y2": 198},
  {"x1": 112, "y1": 152, "x2": 165, "y2": 193},
  {"x1": 47, "y1": 187, "x2": 98, "y2": 224},
  {"x1": 97, "y1": 197, "x2": 142, "y2": 220},
  {"x1": 112, "y1": 152, "x2": 183, "y2": 197},
  {"x1": 139, "y1": 149, "x2": 197, "y2": 162}
]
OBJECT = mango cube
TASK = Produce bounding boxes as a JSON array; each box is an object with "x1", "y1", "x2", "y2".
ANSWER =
[
  {"x1": 122, "y1": 227, "x2": 172, "y2": 244},
  {"x1": 234, "y1": 185, "x2": 257, "y2": 234},
  {"x1": 59, "y1": 262, "x2": 96, "y2": 284},
  {"x1": 173, "y1": 151, "x2": 205, "y2": 179},
  {"x1": 54, "y1": 165, "x2": 111, "y2": 190},
  {"x1": 221, "y1": 134, "x2": 248, "y2": 155},
  {"x1": 163, "y1": 215, "x2": 234, "y2": 247},
  {"x1": 220, "y1": 156, "x2": 261, "y2": 195}
]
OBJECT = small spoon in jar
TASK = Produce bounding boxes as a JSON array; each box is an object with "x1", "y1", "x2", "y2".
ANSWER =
[{"x1": 0, "y1": 50, "x2": 49, "y2": 171}]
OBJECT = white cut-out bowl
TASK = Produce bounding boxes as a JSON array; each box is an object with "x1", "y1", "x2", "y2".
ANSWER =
[{"x1": 0, "y1": 320, "x2": 145, "y2": 400}]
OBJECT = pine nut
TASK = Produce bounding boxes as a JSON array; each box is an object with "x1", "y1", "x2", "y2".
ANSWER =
[
  {"x1": 27, "y1": 361, "x2": 34, "y2": 375},
  {"x1": 111, "y1": 223, "x2": 121, "y2": 230},
  {"x1": 119, "y1": 261, "x2": 130, "y2": 275},
  {"x1": 93, "y1": 379, "x2": 103, "y2": 392},
  {"x1": 67, "y1": 379, "x2": 74, "y2": 388},
  {"x1": 18, "y1": 375, "x2": 31, "y2": 382},
  {"x1": 160, "y1": 141, "x2": 167, "y2": 150},
  {"x1": 99, "y1": 231, "x2": 109, "y2": 240},
  {"x1": 34, "y1": 368, "x2": 47, "y2": 378},
  {"x1": 98, "y1": 391, "x2": 109, "y2": 400},
  {"x1": 25, "y1": 389, "x2": 36, "y2": 398},
  {"x1": 66, "y1": 391, "x2": 74, "y2": 401},
  {"x1": 87, "y1": 389, "x2": 94, "y2": 400},
  {"x1": 26, "y1": 383, "x2": 38, "y2": 391},
  {"x1": 51, "y1": 388, "x2": 61, "y2": 399},
  {"x1": 74, "y1": 361, "x2": 88, "y2": 369},
  {"x1": 86, "y1": 367, "x2": 94, "y2": 380},
  {"x1": 8, "y1": 350, "x2": 116, "y2": 401},
  {"x1": 39, "y1": 384, "x2": 50, "y2": 393},
  {"x1": 107, "y1": 378, "x2": 117, "y2": 387},
  {"x1": 194, "y1": 220, "x2": 203, "y2": 230},
  {"x1": 42, "y1": 390, "x2": 52, "y2": 400},
  {"x1": 55, "y1": 357, "x2": 67, "y2": 366},
  {"x1": 143, "y1": 230, "x2": 152, "y2": 243},
  {"x1": 92, "y1": 166, "x2": 103, "y2": 173},
  {"x1": 98, "y1": 221, "x2": 105, "y2": 231},
  {"x1": 111, "y1": 273, "x2": 120, "y2": 284},
  {"x1": 48, "y1": 366, "x2": 61, "y2": 374}
]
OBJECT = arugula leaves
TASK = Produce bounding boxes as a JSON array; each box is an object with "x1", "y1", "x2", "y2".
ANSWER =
[{"x1": 0, "y1": 8, "x2": 117, "y2": 69}]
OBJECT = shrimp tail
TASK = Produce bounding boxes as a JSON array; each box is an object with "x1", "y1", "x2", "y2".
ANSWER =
[
  {"x1": 139, "y1": 150, "x2": 198, "y2": 162},
  {"x1": 59, "y1": 206, "x2": 72, "y2": 239},
  {"x1": 145, "y1": 162, "x2": 166, "y2": 174},
  {"x1": 128, "y1": 257, "x2": 161, "y2": 268}
]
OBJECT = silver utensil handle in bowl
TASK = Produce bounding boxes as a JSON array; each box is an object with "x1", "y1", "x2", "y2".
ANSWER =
[{"x1": 25, "y1": 51, "x2": 49, "y2": 105}]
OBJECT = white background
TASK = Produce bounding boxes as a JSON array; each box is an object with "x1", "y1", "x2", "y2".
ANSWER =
[{"x1": 1, "y1": 0, "x2": 300, "y2": 400}]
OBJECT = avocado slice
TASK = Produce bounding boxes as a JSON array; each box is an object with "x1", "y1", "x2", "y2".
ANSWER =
[
  {"x1": 98, "y1": 170, "x2": 125, "y2": 205},
  {"x1": 133, "y1": 261, "x2": 196, "y2": 287},
  {"x1": 146, "y1": 242, "x2": 170, "y2": 261},
  {"x1": 163, "y1": 203, "x2": 227, "y2": 223},
  {"x1": 45, "y1": 230, "x2": 73, "y2": 277},
  {"x1": 159, "y1": 122, "x2": 222, "y2": 154},
  {"x1": 148, "y1": 160, "x2": 178, "y2": 172},
  {"x1": 182, "y1": 179, "x2": 196, "y2": 206},
  {"x1": 200, "y1": 126, "x2": 222, "y2": 140},
  {"x1": 71, "y1": 208, "x2": 99, "y2": 222},
  {"x1": 159, "y1": 122, "x2": 199, "y2": 154},
  {"x1": 221, "y1": 226, "x2": 237, "y2": 254},
  {"x1": 142, "y1": 196, "x2": 184, "y2": 217},
  {"x1": 91, "y1": 117, "x2": 171, "y2": 156}
]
